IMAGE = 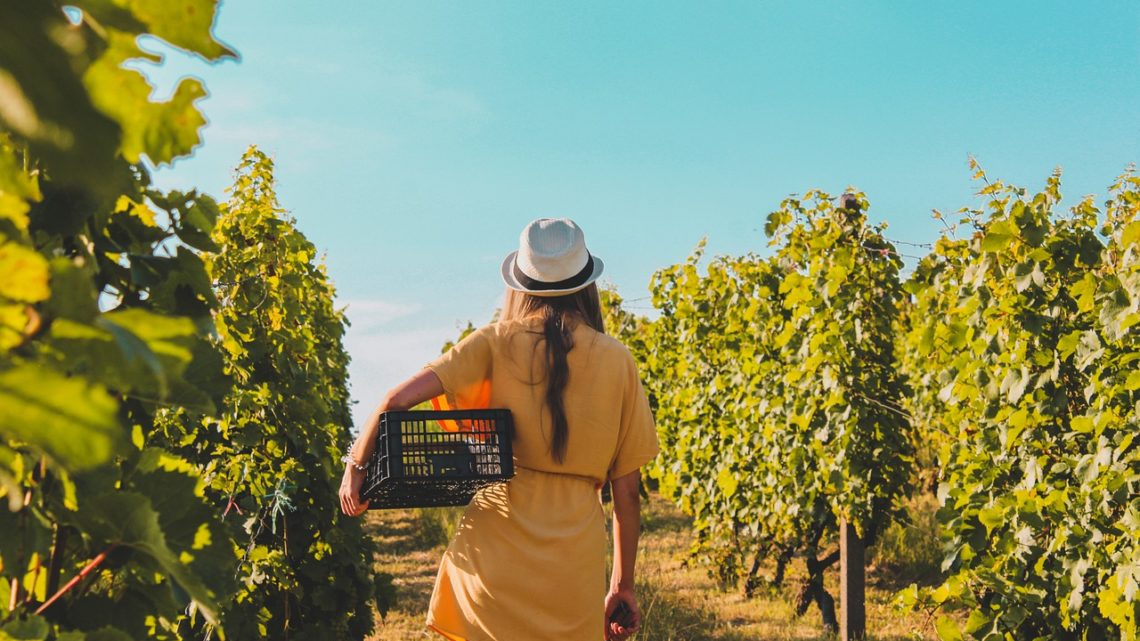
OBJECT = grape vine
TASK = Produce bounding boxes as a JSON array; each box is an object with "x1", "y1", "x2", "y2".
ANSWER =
[
  {"x1": 609, "y1": 191, "x2": 914, "y2": 630},
  {"x1": 604, "y1": 168, "x2": 1140, "y2": 639},
  {"x1": 898, "y1": 164, "x2": 1140, "y2": 639},
  {"x1": 1, "y1": 2, "x2": 238, "y2": 638},
  {"x1": 156, "y1": 147, "x2": 394, "y2": 640},
  {"x1": 0, "y1": 4, "x2": 389, "y2": 640}
]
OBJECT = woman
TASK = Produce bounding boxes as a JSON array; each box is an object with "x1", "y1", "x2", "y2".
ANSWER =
[{"x1": 339, "y1": 218, "x2": 659, "y2": 641}]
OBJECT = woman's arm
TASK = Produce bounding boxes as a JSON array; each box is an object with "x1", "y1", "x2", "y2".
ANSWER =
[
  {"x1": 348, "y1": 368, "x2": 445, "y2": 462},
  {"x1": 339, "y1": 368, "x2": 444, "y2": 517},
  {"x1": 605, "y1": 469, "x2": 643, "y2": 640}
]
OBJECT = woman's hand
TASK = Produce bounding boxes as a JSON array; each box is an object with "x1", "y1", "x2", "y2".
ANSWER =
[
  {"x1": 338, "y1": 369, "x2": 445, "y2": 517},
  {"x1": 607, "y1": 470, "x2": 643, "y2": 639},
  {"x1": 603, "y1": 587, "x2": 641, "y2": 641},
  {"x1": 338, "y1": 464, "x2": 369, "y2": 517}
]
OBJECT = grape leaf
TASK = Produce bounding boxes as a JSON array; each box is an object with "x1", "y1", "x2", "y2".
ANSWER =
[
  {"x1": 0, "y1": 362, "x2": 123, "y2": 470},
  {"x1": 0, "y1": 616, "x2": 49, "y2": 641},
  {"x1": 76, "y1": 0, "x2": 238, "y2": 61},
  {"x1": 83, "y1": 33, "x2": 209, "y2": 167},
  {"x1": 0, "y1": 240, "x2": 50, "y2": 302},
  {"x1": 0, "y1": 2, "x2": 121, "y2": 196},
  {"x1": 71, "y1": 491, "x2": 222, "y2": 624},
  {"x1": 980, "y1": 220, "x2": 1017, "y2": 253}
]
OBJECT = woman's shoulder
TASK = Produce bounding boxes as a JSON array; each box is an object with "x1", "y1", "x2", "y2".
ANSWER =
[
  {"x1": 488, "y1": 317, "x2": 634, "y2": 361},
  {"x1": 451, "y1": 322, "x2": 499, "y2": 346},
  {"x1": 487, "y1": 317, "x2": 536, "y2": 338},
  {"x1": 573, "y1": 324, "x2": 636, "y2": 364}
]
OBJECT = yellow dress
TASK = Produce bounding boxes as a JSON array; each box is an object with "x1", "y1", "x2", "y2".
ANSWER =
[{"x1": 423, "y1": 317, "x2": 660, "y2": 641}]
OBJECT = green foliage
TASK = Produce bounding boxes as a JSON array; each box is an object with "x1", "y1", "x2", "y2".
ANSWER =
[
  {"x1": 0, "y1": 2, "x2": 242, "y2": 639},
  {"x1": 439, "y1": 321, "x2": 477, "y2": 354},
  {"x1": 756, "y1": 191, "x2": 913, "y2": 540},
  {"x1": 0, "y1": 0, "x2": 235, "y2": 197},
  {"x1": 870, "y1": 494, "x2": 943, "y2": 583},
  {"x1": 156, "y1": 147, "x2": 392, "y2": 640},
  {"x1": 599, "y1": 287, "x2": 652, "y2": 367},
  {"x1": 0, "y1": 362, "x2": 121, "y2": 470},
  {"x1": 606, "y1": 193, "x2": 914, "y2": 626},
  {"x1": 411, "y1": 507, "x2": 465, "y2": 549},
  {"x1": 899, "y1": 163, "x2": 1140, "y2": 639}
]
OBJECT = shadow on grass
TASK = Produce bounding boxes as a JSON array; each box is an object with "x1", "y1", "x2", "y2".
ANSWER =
[
  {"x1": 363, "y1": 509, "x2": 447, "y2": 639},
  {"x1": 641, "y1": 502, "x2": 693, "y2": 535},
  {"x1": 635, "y1": 580, "x2": 754, "y2": 641},
  {"x1": 867, "y1": 493, "x2": 945, "y2": 593},
  {"x1": 363, "y1": 507, "x2": 465, "y2": 554},
  {"x1": 867, "y1": 563, "x2": 944, "y2": 593}
]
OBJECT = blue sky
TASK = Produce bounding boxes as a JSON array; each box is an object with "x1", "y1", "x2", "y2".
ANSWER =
[{"x1": 145, "y1": 1, "x2": 1140, "y2": 427}]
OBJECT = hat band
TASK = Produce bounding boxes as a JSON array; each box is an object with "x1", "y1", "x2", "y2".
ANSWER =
[{"x1": 513, "y1": 255, "x2": 594, "y2": 291}]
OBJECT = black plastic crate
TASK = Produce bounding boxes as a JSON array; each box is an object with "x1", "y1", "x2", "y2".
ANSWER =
[{"x1": 361, "y1": 409, "x2": 515, "y2": 509}]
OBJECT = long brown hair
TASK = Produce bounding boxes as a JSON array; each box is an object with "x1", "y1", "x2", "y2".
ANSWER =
[{"x1": 499, "y1": 282, "x2": 605, "y2": 464}]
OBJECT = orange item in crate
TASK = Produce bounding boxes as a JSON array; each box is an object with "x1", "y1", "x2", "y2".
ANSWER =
[{"x1": 429, "y1": 378, "x2": 492, "y2": 437}]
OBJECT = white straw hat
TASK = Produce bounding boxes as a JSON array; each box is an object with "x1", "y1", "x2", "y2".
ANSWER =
[{"x1": 501, "y1": 218, "x2": 605, "y2": 297}]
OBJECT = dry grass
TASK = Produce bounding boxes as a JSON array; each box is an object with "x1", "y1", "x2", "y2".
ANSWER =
[
  {"x1": 364, "y1": 492, "x2": 944, "y2": 640},
  {"x1": 362, "y1": 507, "x2": 462, "y2": 640}
]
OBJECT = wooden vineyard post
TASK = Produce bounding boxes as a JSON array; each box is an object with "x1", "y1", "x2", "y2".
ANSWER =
[
  {"x1": 838, "y1": 192, "x2": 867, "y2": 641},
  {"x1": 840, "y1": 519, "x2": 866, "y2": 640}
]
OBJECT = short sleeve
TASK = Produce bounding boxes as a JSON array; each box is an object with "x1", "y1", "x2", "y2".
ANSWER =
[
  {"x1": 426, "y1": 325, "x2": 493, "y2": 409},
  {"x1": 607, "y1": 351, "x2": 660, "y2": 481}
]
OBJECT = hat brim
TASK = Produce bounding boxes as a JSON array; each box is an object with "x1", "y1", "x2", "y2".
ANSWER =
[{"x1": 500, "y1": 251, "x2": 605, "y2": 297}]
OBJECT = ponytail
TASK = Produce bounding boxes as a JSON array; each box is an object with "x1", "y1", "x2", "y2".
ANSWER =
[{"x1": 542, "y1": 307, "x2": 573, "y2": 464}]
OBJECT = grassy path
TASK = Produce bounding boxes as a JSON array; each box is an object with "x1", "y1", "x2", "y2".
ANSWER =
[{"x1": 363, "y1": 492, "x2": 941, "y2": 640}]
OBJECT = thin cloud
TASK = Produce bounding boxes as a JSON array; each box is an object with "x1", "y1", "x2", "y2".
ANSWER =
[
  {"x1": 340, "y1": 298, "x2": 423, "y2": 335},
  {"x1": 343, "y1": 323, "x2": 456, "y2": 431}
]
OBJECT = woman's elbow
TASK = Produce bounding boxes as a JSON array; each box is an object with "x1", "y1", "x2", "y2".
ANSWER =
[
  {"x1": 611, "y1": 470, "x2": 642, "y2": 507},
  {"x1": 380, "y1": 389, "x2": 411, "y2": 412},
  {"x1": 379, "y1": 369, "x2": 444, "y2": 413}
]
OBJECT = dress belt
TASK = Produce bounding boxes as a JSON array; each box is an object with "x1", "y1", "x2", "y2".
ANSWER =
[{"x1": 514, "y1": 465, "x2": 605, "y2": 490}]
